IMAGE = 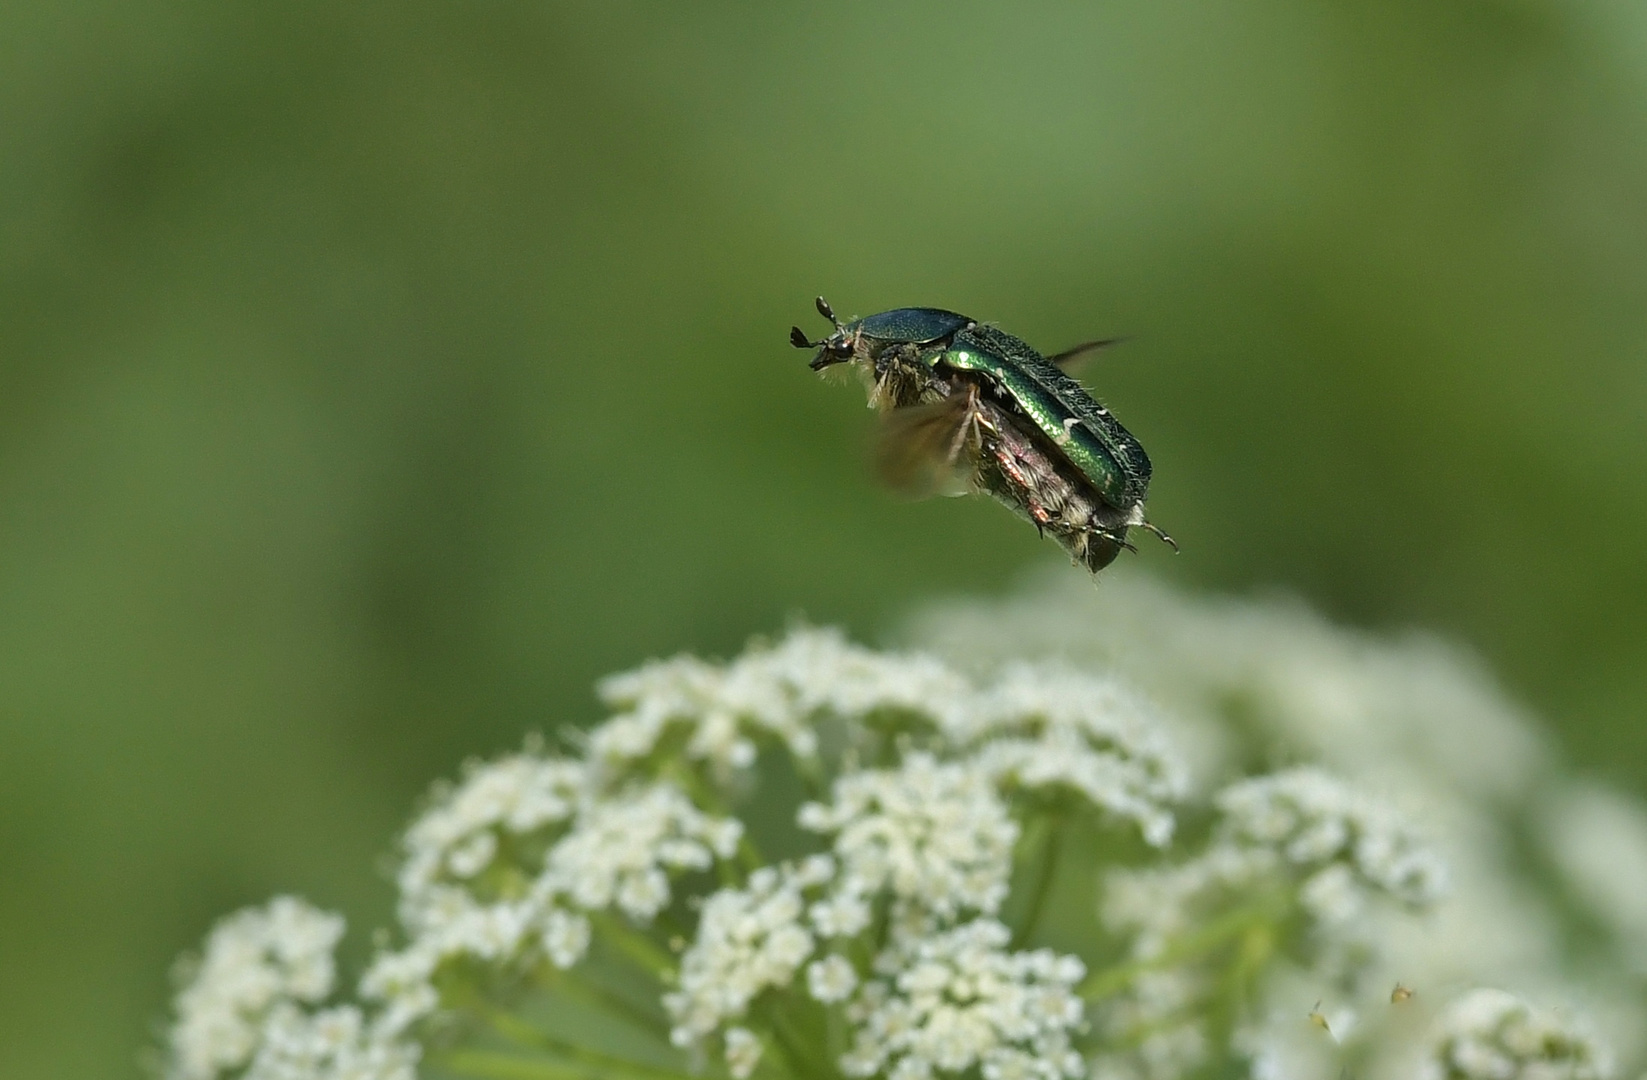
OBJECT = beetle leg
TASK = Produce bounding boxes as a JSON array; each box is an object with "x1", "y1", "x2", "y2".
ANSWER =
[
  {"x1": 1087, "y1": 522, "x2": 1137, "y2": 554},
  {"x1": 944, "y1": 382, "x2": 983, "y2": 464},
  {"x1": 870, "y1": 372, "x2": 892, "y2": 410},
  {"x1": 1138, "y1": 520, "x2": 1179, "y2": 552},
  {"x1": 870, "y1": 350, "x2": 911, "y2": 409}
]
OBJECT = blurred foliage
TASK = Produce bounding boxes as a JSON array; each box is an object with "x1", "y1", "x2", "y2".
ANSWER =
[{"x1": 1, "y1": 2, "x2": 1645, "y2": 1077}]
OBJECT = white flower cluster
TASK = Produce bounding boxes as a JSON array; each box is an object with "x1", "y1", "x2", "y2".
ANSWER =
[
  {"x1": 371, "y1": 753, "x2": 583, "y2": 1025},
  {"x1": 544, "y1": 783, "x2": 745, "y2": 919},
  {"x1": 363, "y1": 751, "x2": 741, "y2": 1032},
  {"x1": 665, "y1": 855, "x2": 835, "y2": 1063},
  {"x1": 961, "y1": 665, "x2": 1185, "y2": 846},
  {"x1": 907, "y1": 572, "x2": 1645, "y2": 1074},
  {"x1": 237, "y1": 1005, "x2": 418, "y2": 1080},
  {"x1": 1093, "y1": 769, "x2": 1447, "y2": 1080},
  {"x1": 1424, "y1": 989, "x2": 1611, "y2": 1080},
  {"x1": 592, "y1": 628, "x2": 964, "y2": 775},
  {"x1": 1104, "y1": 767, "x2": 1443, "y2": 965},
  {"x1": 164, "y1": 897, "x2": 416, "y2": 1080},
  {"x1": 619, "y1": 633, "x2": 1181, "y2": 1080},
  {"x1": 903, "y1": 571, "x2": 1546, "y2": 803},
  {"x1": 163, "y1": 596, "x2": 1642, "y2": 1080},
  {"x1": 800, "y1": 751, "x2": 1020, "y2": 921},
  {"x1": 1216, "y1": 767, "x2": 1446, "y2": 916},
  {"x1": 596, "y1": 629, "x2": 1184, "y2": 842},
  {"x1": 669, "y1": 743, "x2": 1096, "y2": 1080},
  {"x1": 841, "y1": 919, "x2": 1086, "y2": 1080}
]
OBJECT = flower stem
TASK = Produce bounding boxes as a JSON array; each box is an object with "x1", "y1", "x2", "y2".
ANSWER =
[
  {"x1": 793, "y1": 752, "x2": 827, "y2": 802},
  {"x1": 540, "y1": 965, "x2": 670, "y2": 1039},
  {"x1": 478, "y1": 1006, "x2": 690, "y2": 1080},
  {"x1": 590, "y1": 911, "x2": 678, "y2": 979},
  {"x1": 1078, "y1": 901, "x2": 1282, "y2": 1000},
  {"x1": 756, "y1": 999, "x2": 832, "y2": 1080},
  {"x1": 435, "y1": 1049, "x2": 697, "y2": 1080},
  {"x1": 1012, "y1": 813, "x2": 1062, "y2": 947}
]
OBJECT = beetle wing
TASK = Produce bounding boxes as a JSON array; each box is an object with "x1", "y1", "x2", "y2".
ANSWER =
[
  {"x1": 1046, "y1": 336, "x2": 1126, "y2": 370},
  {"x1": 874, "y1": 392, "x2": 980, "y2": 499}
]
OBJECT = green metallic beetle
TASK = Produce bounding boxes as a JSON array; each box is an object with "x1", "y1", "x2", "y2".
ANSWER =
[{"x1": 790, "y1": 297, "x2": 1174, "y2": 573}]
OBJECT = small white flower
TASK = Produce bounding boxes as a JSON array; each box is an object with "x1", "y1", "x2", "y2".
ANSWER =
[
  {"x1": 357, "y1": 944, "x2": 439, "y2": 1037},
  {"x1": 597, "y1": 628, "x2": 958, "y2": 776},
  {"x1": 541, "y1": 908, "x2": 592, "y2": 969},
  {"x1": 243, "y1": 1004, "x2": 419, "y2": 1080},
  {"x1": 1216, "y1": 767, "x2": 1445, "y2": 907},
  {"x1": 840, "y1": 919, "x2": 1086, "y2": 1080},
  {"x1": 808, "y1": 955, "x2": 860, "y2": 1003},
  {"x1": 371, "y1": 751, "x2": 742, "y2": 1032},
  {"x1": 545, "y1": 783, "x2": 743, "y2": 920},
  {"x1": 802, "y1": 752, "x2": 1019, "y2": 921},
  {"x1": 958, "y1": 665, "x2": 1187, "y2": 847},
  {"x1": 444, "y1": 830, "x2": 498, "y2": 878},
  {"x1": 810, "y1": 890, "x2": 872, "y2": 938},
  {"x1": 1298, "y1": 863, "x2": 1361, "y2": 925},
  {"x1": 724, "y1": 1026, "x2": 764, "y2": 1079},
  {"x1": 399, "y1": 755, "x2": 583, "y2": 897},
  {"x1": 666, "y1": 860, "x2": 832, "y2": 1047},
  {"x1": 164, "y1": 898, "x2": 419, "y2": 1080},
  {"x1": 166, "y1": 897, "x2": 346, "y2": 1080},
  {"x1": 1425, "y1": 989, "x2": 1612, "y2": 1080}
]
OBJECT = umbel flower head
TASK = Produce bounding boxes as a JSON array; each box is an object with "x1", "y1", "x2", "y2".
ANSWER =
[{"x1": 162, "y1": 577, "x2": 1642, "y2": 1080}]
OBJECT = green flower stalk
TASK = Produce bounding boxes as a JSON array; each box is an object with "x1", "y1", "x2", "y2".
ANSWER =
[{"x1": 160, "y1": 580, "x2": 1637, "y2": 1080}]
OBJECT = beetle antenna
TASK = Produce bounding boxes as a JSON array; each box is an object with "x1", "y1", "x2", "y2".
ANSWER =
[
  {"x1": 790, "y1": 326, "x2": 820, "y2": 349},
  {"x1": 1140, "y1": 520, "x2": 1179, "y2": 552},
  {"x1": 815, "y1": 296, "x2": 844, "y2": 330}
]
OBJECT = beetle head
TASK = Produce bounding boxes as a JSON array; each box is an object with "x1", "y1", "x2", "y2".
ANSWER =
[{"x1": 790, "y1": 296, "x2": 857, "y2": 370}]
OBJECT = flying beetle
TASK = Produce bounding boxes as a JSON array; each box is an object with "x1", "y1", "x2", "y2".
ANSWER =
[{"x1": 790, "y1": 297, "x2": 1174, "y2": 573}]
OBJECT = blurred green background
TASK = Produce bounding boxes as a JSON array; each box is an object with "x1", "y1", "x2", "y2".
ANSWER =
[{"x1": 2, "y1": 2, "x2": 1645, "y2": 1075}]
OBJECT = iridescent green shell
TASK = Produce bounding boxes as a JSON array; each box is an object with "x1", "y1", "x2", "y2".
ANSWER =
[
  {"x1": 934, "y1": 325, "x2": 1151, "y2": 510},
  {"x1": 849, "y1": 307, "x2": 974, "y2": 349}
]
